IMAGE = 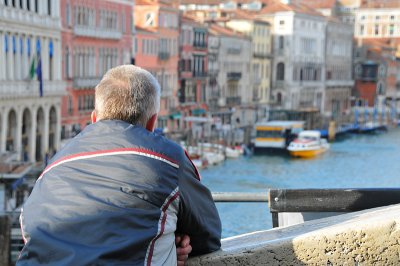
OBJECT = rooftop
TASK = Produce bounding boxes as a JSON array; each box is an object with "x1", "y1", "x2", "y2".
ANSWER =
[{"x1": 258, "y1": 0, "x2": 324, "y2": 17}]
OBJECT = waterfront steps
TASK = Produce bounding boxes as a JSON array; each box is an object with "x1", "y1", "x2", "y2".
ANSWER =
[{"x1": 187, "y1": 204, "x2": 400, "y2": 265}]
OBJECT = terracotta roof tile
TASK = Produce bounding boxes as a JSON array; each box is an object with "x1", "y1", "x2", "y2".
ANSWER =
[
  {"x1": 259, "y1": 0, "x2": 324, "y2": 17},
  {"x1": 208, "y1": 23, "x2": 248, "y2": 38}
]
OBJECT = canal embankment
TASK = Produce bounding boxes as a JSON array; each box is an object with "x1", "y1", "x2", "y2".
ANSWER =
[{"x1": 187, "y1": 204, "x2": 400, "y2": 265}]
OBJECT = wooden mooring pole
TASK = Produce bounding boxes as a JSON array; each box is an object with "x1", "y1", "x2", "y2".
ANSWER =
[{"x1": 0, "y1": 215, "x2": 10, "y2": 266}]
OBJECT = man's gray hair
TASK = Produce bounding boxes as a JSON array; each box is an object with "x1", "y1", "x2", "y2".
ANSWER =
[{"x1": 95, "y1": 65, "x2": 160, "y2": 127}]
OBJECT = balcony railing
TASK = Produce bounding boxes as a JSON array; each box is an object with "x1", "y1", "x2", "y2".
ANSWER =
[
  {"x1": 73, "y1": 77, "x2": 102, "y2": 89},
  {"x1": 227, "y1": 72, "x2": 242, "y2": 81},
  {"x1": 0, "y1": 5, "x2": 60, "y2": 29},
  {"x1": 158, "y1": 52, "x2": 170, "y2": 61},
  {"x1": 73, "y1": 25, "x2": 122, "y2": 39},
  {"x1": 273, "y1": 80, "x2": 285, "y2": 88},
  {"x1": 0, "y1": 80, "x2": 66, "y2": 99},
  {"x1": 226, "y1": 96, "x2": 242, "y2": 106},
  {"x1": 193, "y1": 71, "x2": 207, "y2": 78},
  {"x1": 193, "y1": 42, "x2": 207, "y2": 49},
  {"x1": 253, "y1": 52, "x2": 272, "y2": 59}
]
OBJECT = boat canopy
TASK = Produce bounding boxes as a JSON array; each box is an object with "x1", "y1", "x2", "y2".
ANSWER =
[
  {"x1": 298, "y1": 130, "x2": 321, "y2": 139},
  {"x1": 255, "y1": 121, "x2": 304, "y2": 130}
]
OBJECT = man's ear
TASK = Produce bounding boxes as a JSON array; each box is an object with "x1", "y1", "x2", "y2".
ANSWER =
[
  {"x1": 91, "y1": 110, "x2": 97, "y2": 123},
  {"x1": 146, "y1": 114, "x2": 158, "y2": 132}
]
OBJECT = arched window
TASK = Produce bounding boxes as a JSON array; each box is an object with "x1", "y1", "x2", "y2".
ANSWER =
[
  {"x1": 277, "y1": 62, "x2": 285, "y2": 81},
  {"x1": 277, "y1": 92, "x2": 282, "y2": 104}
]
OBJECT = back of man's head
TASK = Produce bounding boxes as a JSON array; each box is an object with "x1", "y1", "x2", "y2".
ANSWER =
[{"x1": 94, "y1": 65, "x2": 160, "y2": 127}]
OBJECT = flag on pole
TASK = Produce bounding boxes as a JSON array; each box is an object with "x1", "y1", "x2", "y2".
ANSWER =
[
  {"x1": 36, "y1": 56, "x2": 43, "y2": 97},
  {"x1": 29, "y1": 56, "x2": 36, "y2": 80}
]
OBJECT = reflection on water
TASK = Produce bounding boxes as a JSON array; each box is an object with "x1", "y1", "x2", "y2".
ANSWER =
[{"x1": 200, "y1": 128, "x2": 400, "y2": 238}]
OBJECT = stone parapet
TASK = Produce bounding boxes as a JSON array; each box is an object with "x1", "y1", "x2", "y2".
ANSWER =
[{"x1": 188, "y1": 204, "x2": 400, "y2": 265}]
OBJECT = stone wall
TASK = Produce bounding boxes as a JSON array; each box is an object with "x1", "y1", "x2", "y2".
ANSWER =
[{"x1": 188, "y1": 204, "x2": 400, "y2": 265}]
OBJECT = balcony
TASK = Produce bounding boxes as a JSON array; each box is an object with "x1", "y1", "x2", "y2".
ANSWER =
[
  {"x1": 226, "y1": 96, "x2": 242, "y2": 106},
  {"x1": 73, "y1": 25, "x2": 122, "y2": 40},
  {"x1": 227, "y1": 72, "x2": 242, "y2": 81},
  {"x1": 0, "y1": 5, "x2": 60, "y2": 30},
  {"x1": 158, "y1": 52, "x2": 170, "y2": 61},
  {"x1": 193, "y1": 71, "x2": 207, "y2": 78},
  {"x1": 253, "y1": 52, "x2": 272, "y2": 59},
  {"x1": 73, "y1": 77, "x2": 102, "y2": 89},
  {"x1": 0, "y1": 80, "x2": 66, "y2": 99},
  {"x1": 273, "y1": 80, "x2": 285, "y2": 88},
  {"x1": 326, "y1": 80, "x2": 355, "y2": 87},
  {"x1": 193, "y1": 42, "x2": 207, "y2": 49}
]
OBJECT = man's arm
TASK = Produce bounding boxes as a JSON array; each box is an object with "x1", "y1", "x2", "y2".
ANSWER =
[{"x1": 176, "y1": 152, "x2": 222, "y2": 256}]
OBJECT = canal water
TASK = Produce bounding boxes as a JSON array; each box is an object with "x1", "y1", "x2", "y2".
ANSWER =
[{"x1": 200, "y1": 128, "x2": 400, "y2": 238}]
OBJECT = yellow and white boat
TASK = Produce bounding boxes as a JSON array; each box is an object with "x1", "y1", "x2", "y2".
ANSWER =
[{"x1": 287, "y1": 130, "x2": 329, "y2": 158}]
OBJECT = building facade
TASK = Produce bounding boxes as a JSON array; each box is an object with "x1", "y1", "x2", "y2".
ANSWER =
[
  {"x1": 324, "y1": 18, "x2": 354, "y2": 121},
  {"x1": 222, "y1": 10, "x2": 272, "y2": 108},
  {"x1": 354, "y1": 4, "x2": 400, "y2": 57},
  {"x1": 0, "y1": 0, "x2": 64, "y2": 163},
  {"x1": 354, "y1": 40, "x2": 398, "y2": 110},
  {"x1": 178, "y1": 15, "x2": 208, "y2": 131},
  {"x1": 60, "y1": 0, "x2": 134, "y2": 140},
  {"x1": 135, "y1": 0, "x2": 180, "y2": 131},
  {"x1": 258, "y1": 2, "x2": 327, "y2": 113}
]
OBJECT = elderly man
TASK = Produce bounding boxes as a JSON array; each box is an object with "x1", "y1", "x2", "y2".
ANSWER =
[{"x1": 18, "y1": 65, "x2": 221, "y2": 265}]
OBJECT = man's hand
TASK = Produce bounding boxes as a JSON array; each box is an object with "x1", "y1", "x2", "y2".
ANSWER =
[{"x1": 175, "y1": 234, "x2": 192, "y2": 266}]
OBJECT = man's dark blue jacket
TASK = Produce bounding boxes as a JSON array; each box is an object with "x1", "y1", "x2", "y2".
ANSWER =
[{"x1": 17, "y1": 120, "x2": 221, "y2": 265}]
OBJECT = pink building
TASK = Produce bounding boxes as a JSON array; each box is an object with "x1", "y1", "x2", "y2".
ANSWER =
[
  {"x1": 179, "y1": 15, "x2": 209, "y2": 131},
  {"x1": 60, "y1": 0, "x2": 133, "y2": 139},
  {"x1": 135, "y1": 0, "x2": 180, "y2": 132}
]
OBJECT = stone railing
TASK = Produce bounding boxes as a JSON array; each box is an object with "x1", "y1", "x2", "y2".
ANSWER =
[
  {"x1": 73, "y1": 25, "x2": 122, "y2": 40},
  {"x1": 188, "y1": 204, "x2": 400, "y2": 265},
  {"x1": 0, "y1": 5, "x2": 60, "y2": 29},
  {"x1": 0, "y1": 80, "x2": 66, "y2": 98}
]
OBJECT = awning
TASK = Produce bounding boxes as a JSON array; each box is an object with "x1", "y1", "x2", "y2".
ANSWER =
[
  {"x1": 192, "y1": 108, "x2": 206, "y2": 116},
  {"x1": 169, "y1": 113, "x2": 181, "y2": 120}
]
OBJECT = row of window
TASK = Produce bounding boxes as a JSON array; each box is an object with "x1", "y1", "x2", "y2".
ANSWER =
[
  {"x1": 67, "y1": 5, "x2": 127, "y2": 32},
  {"x1": 64, "y1": 47, "x2": 120, "y2": 79},
  {"x1": 180, "y1": 28, "x2": 208, "y2": 47},
  {"x1": 293, "y1": 65, "x2": 322, "y2": 81},
  {"x1": 359, "y1": 14, "x2": 398, "y2": 21},
  {"x1": 2, "y1": 0, "x2": 51, "y2": 15},
  {"x1": 179, "y1": 56, "x2": 206, "y2": 74},
  {"x1": 359, "y1": 24, "x2": 398, "y2": 36},
  {"x1": 326, "y1": 65, "x2": 351, "y2": 80},
  {"x1": 145, "y1": 12, "x2": 178, "y2": 29},
  {"x1": 1, "y1": 33, "x2": 55, "y2": 81}
]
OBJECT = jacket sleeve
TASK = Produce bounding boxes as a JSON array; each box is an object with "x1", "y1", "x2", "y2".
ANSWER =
[{"x1": 176, "y1": 152, "x2": 222, "y2": 256}]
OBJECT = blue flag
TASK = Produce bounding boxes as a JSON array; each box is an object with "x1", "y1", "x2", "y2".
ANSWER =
[{"x1": 36, "y1": 56, "x2": 43, "y2": 97}]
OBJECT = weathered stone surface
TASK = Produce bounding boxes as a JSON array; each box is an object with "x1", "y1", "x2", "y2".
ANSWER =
[
  {"x1": 0, "y1": 216, "x2": 10, "y2": 266},
  {"x1": 187, "y1": 204, "x2": 400, "y2": 265}
]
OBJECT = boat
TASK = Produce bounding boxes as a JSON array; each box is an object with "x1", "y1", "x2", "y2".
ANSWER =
[
  {"x1": 225, "y1": 147, "x2": 241, "y2": 158},
  {"x1": 253, "y1": 121, "x2": 304, "y2": 153},
  {"x1": 287, "y1": 130, "x2": 330, "y2": 158}
]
